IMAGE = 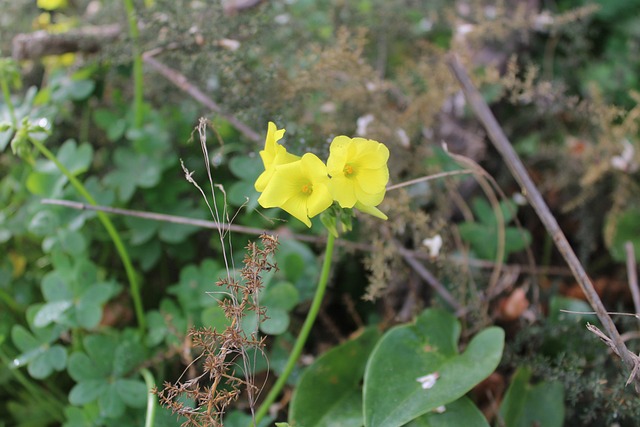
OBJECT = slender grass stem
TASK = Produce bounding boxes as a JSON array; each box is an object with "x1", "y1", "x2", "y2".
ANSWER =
[
  {"x1": 253, "y1": 233, "x2": 336, "y2": 425},
  {"x1": 141, "y1": 368, "x2": 157, "y2": 427},
  {"x1": 122, "y1": 0, "x2": 144, "y2": 128},
  {"x1": 27, "y1": 137, "x2": 146, "y2": 334}
]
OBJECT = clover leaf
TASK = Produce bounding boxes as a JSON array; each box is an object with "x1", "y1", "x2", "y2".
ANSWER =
[
  {"x1": 11, "y1": 306, "x2": 67, "y2": 379},
  {"x1": 33, "y1": 257, "x2": 119, "y2": 329},
  {"x1": 68, "y1": 334, "x2": 147, "y2": 419}
]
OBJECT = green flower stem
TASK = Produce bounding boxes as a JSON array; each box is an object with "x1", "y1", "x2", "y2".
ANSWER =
[
  {"x1": 141, "y1": 368, "x2": 157, "y2": 427},
  {"x1": 0, "y1": 71, "x2": 17, "y2": 127},
  {"x1": 253, "y1": 233, "x2": 336, "y2": 425},
  {"x1": 122, "y1": 0, "x2": 144, "y2": 128},
  {"x1": 27, "y1": 137, "x2": 146, "y2": 334}
]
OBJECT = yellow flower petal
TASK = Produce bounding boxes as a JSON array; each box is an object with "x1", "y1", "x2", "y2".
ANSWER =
[
  {"x1": 327, "y1": 135, "x2": 389, "y2": 212},
  {"x1": 255, "y1": 122, "x2": 299, "y2": 192},
  {"x1": 258, "y1": 153, "x2": 332, "y2": 227}
]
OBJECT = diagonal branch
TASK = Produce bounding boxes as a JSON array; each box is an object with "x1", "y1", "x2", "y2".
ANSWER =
[
  {"x1": 142, "y1": 52, "x2": 261, "y2": 144},
  {"x1": 447, "y1": 53, "x2": 640, "y2": 391}
]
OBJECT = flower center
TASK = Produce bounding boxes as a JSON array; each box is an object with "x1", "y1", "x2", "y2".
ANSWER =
[
  {"x1": 343, "y1": 164, "x2": 355, "y2": 176},
  {"x1": 301, "y1": 183, "x2": 313, "y2": 194}
]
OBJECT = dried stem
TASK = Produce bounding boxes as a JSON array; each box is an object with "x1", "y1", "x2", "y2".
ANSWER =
[{"x1": 447, "y1": 53, "x2": 640, "y2": 391}]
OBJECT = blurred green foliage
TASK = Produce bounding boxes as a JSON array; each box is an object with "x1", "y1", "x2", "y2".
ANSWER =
[{"x1": 1, "y1": 0, "x2": 640, "y2": 426}]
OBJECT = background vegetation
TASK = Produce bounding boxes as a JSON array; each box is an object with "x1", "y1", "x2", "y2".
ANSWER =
[{"x1": 2, "y1": 0, "x2": 640, "y2": 426}]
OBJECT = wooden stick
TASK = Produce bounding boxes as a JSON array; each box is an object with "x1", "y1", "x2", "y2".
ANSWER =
[{"x1": 447, "y1": 53, "x2": 640, "y2": 390}]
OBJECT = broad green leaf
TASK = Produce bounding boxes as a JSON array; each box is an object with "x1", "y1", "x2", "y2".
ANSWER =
[
  {"x1": 499, "y1": 367, "x2": 564, "y2": 427},
  {"x1": 115, "y1": 378, "x2": 148, "y2": 408},
  {"x1": 26, "y1": 344, "x2": 67, "y2": 378},
  {"x1": 26, "y1": 171, "x2": 65, "y2": 196},
  {"x1": 33, "y1": 300, "x2": 73, "y2": 327},
  {"x1": 41, "y1": 270, "x2": 73, "y2": 301},
  {"x1": 68, "y1": 352, "x2": 107, "y2": 381},
  {"x1": 93, "y1": 109, "x2": 126, "y2": 141},
  {"x1": 201, "y1": 305, "x2": 231, "y2": 331},
  {"x1": 69, "y1": 379, "x2": 108, "y2": 405},
  {"x1": 262, "y1": 281, "x2": 299, "y2": 311},
  {"x1": 28, "y1": 210, "x2": 60, "y2": 236},
  {"x1": 405, "y1": 396, "x2": 490, "y2": 427},
  {"x1": 58, "y1": 229, "x2": 87, "y2": 256},
  {"x1": 259, "y1": 307, "x2": 289, "y2": 335},
  {"x1": 11, "y1": 324, "x2": 39, "y2": 351},
  {"x1": 229, "y1": 155, "x2": 262, "y2": 181},
  {"x1": 56, "y1": 140, "x2": 93, "y2": 175},
  {"x1": 99, "y1": 383, "x2": 126, "y2": 418},
  {"x1": 76, "y1": 282, "x2": 117, "y2": 329},
  {"x1": 363, "y1": 309, "x2": 504, "y2": 427},
  {"x1": 289, "y1": 327, "x2": 381, "y2": 427},
  {"x1": 112, "y1": 339, "x2": 145, "y2": 377}
]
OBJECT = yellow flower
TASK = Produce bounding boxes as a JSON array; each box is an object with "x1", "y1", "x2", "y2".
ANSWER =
[
  {"x1": 255, "y1": 122, "x2": 299, "y2": 192},
  {"x1": 258, "y1": 153, "x2": 333, "y2": 227},
  {"x1": 37, "y1": 0, "x2": 68, "y2": 10},
  {"x1": 327, "y1": 136, "x2": 389, "y2": 214}
]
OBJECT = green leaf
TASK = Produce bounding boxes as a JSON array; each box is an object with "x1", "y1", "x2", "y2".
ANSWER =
[
  {"x1": 28, "y1": 210, "x2": 60, "y2": 236},
  {"x1": 290, "y1": 327, "x2": 381, "y2": 427},
  {"x1": 115, "y1": 378, "x2": 148, "y2": 408},
  {"x1": 499, "y1": 367, "x2": 564, "y2": 427},
  {"x1": 229, "y1": 155, "x2": 263, "y2": 181},
  {"x1": 68, "y1": 352, "x2": 107, "y2": 381},
  {"x1": 99, "y1": 383, "x2": 126, "y2": 418},
  {"x1": 607, "y1": 208, "x2": 640, "y2": 261},
  {"x1": 112, "y1": 339, "x2": 145, "y2": 377},
  {"x1": 33, "y1": 300, "x2": 73, "y2": 327},
  {"x1": 227, "y1": 180, "x2": 259, "y2": 208},
  {"x1": 69, "y1": 379, "x2": 108, "y2": 405},
  {"x1": 28, "y1": 344, "x2": 66, "y2": 379},
  {"x1": 76, "y1": 282, "x2": 117, "y2": 329},
  {"x1": 262, "y1": 281, "x2": 299, "y2": 311},
  {"x1": 259, "y1": 307, "x2": 290, "y2": 335},
  {"x1": 201, "y1": 305, "x2": 231, "y2": 331},
  {"x1": 93, "y1": 109, "x2": 127, "y2": 141},
  {"x1": 363, "y1": 309, "x2": 504, "y2": 427},
  {"x1": 11, "y1": 324, "x2": 39, "y2": 351},
  {"x1": 26, "y1": 170, "x2": 66, "y2": 196},
  {"x1": 405, "y1": 396, "x2": 490, "y2": 427},
  {"x1": 41, "y1": 270, "x2": 73, "y2": 301},
  {"x1": 56, "y1": 140, "x2": 93, "y2": 176}
]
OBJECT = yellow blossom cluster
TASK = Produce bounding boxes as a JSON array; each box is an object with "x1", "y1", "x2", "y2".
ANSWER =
[{"x1": 255, "y1": 122, "x2": 389, "y2": 227}]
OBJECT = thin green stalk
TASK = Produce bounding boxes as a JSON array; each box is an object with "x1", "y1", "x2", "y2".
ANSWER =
[
  {"x1": 253, "y1": 233, "x2": 336, "y2": 426},
  {"x1": 141, "y1": 368, "x2": 157, "y2": 427},
  {"x1": 0, "y1": 72, "x2": 17, "y2": 127},
  {"x1": 122, "y1": 0, "x2": 144, "y2": 128},
  {"x1": 28, "y1": 137, "x2": 146, "y2": 334}
]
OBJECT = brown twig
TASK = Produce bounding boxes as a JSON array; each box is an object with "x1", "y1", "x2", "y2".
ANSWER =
[
  {"x1": 447, "y1": 53, "x2": 640, "y2": 391},
  {"x1": 141, "y1": 52, "x2": 262, "y2": 144},
  {"x1": 394, "y1": 240, "x2": 462, "y2": 312},
  {"x1": 12, "y1": 25, "x2": 122, "y2": 60},
  {"x1": 41, "y1": 198, "x2": 573, "y2": 277},
  {"x1": 626, "y1": 242, "x2": 640, "y2": 316}
]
